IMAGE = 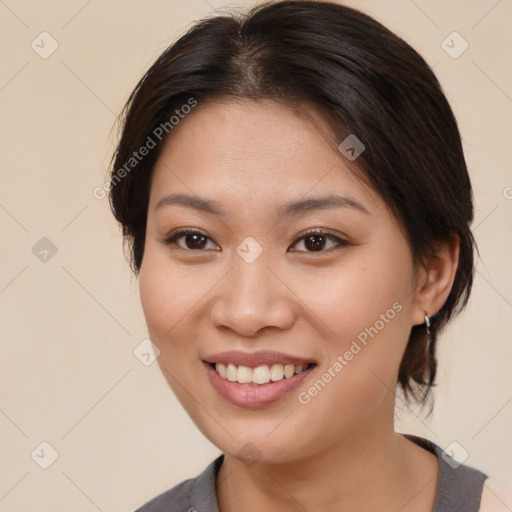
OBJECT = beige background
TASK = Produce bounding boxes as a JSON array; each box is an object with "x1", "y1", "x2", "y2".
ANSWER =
[{"x1": 1, "y1": 0, "x2": 511, "y2": 510}]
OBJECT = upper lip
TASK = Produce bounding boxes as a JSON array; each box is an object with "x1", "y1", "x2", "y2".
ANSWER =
[{"x1": 203, "y1": 350, "x2": 316, "y2": 368}]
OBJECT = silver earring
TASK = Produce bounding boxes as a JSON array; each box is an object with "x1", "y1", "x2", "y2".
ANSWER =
[{"x1": 424, "y1": 312, "x2": 431, "y2": 335}]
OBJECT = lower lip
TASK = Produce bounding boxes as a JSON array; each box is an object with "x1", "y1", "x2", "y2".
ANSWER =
[{"x1": 204, "y1": 362, "x2": 315, "y2": 408}]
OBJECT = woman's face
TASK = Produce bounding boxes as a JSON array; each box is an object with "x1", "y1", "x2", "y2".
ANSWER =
[{"x1": 139, "y1": 99, "x2": 426, "y2": 463}]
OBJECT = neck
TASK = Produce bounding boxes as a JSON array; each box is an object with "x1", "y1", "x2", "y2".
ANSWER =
[{"x1": 216, "y1": 420, "x2": 438, "y2": 512}]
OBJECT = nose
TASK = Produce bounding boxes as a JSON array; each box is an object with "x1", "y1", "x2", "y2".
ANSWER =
[{"x1": 210, "y1": 258, "x2": 296, "y2": 337}]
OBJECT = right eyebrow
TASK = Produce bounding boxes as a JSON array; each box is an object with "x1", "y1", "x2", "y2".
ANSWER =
[{"x1": 154, "y1": 193, "x2": 225, "y2": 216}]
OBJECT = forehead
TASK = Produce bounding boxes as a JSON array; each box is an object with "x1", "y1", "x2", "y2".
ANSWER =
[{"x1": 149, "y1": 99, "x2": 380, "y2": 214}]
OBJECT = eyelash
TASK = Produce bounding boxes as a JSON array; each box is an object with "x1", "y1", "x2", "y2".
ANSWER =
[{"x1": 162, "y1": 228, "x2": 348, "y2": 253}]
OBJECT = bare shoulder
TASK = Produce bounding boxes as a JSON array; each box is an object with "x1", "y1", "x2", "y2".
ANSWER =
[{"x1": 478, "y1": 479, "x2": 512, "y2": 512}]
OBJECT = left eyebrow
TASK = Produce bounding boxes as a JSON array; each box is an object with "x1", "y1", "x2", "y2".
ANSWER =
[{"x1": 277, "y1": 193, "x2": 369, "y2": 218}]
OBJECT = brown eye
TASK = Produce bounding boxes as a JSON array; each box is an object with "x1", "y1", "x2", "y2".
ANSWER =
[
  {"x1": 183, "y1": 233, "x2": 208, "y2": 249},
  {"x1": 290, "y1": 230, "x2": 348, "y2": 253},
  {"x1": 163, "y1": 230, "x2": 219, "y2": 251},
  {"x1": 303, "y1": 234, "x2": 328, "y2": 251}
]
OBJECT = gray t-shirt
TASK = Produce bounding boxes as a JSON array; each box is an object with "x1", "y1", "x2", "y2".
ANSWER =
[{"x1": 134, "y1": 436, "x2": 487, "y2": 512}]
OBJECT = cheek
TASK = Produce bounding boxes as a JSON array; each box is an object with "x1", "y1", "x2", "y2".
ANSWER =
[
  {"x1": 292, "y1": 306, "x2": 411, "y2": 449},
  {"x1": 138, "y1": 262, "x2": 171, "y2": 340},
  {"x1": 138, "y1": 247, "x2": 194, "y2": 359},
  {"x1": 138, "y1": 251, "x2": 207, "y2": 407},
  {"x1": 138, "y1": 244, "x2": 226, "y2": 373},
  {"x1": 288, "y1": 254, "x2": 412, "y2": 343},
  {"x1": 139, "y1": 245, "x2": 203, "y2": 337},
  {"x1": 288, "y1": 252, "x2": 413, "y2": 406}
]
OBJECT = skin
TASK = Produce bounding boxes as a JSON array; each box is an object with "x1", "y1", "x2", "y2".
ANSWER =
[{"x1": 138, "y1": 99, "x2": 460, "y2": 511}]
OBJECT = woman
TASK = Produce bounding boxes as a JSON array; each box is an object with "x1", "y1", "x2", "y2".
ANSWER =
[{"x1": 109, "y1": 1, "x2": 504, "y2": 510}]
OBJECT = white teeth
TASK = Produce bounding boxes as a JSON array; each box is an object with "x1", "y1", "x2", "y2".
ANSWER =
[
  {"x1": 214, "y1": 362, "x2": 310, "y2": 384},
  {"x1": 237, "y1": 365, "x2": 252, "y2": 384},
  {"x1": 284, "y1": 364, "x2": 295, "y2": 378},
  {"x1": 270, "y1": 364, "x2": 284, "y2": 381},
  {"x1": 253, "y1": 365, "x2": 271, "y2": 384},
  {"x1": 226, "y1": 363, "x2": 237, "y2": 382},
  {"x1": 215, "y1": 363, "x2": 227, "y2": 378}
]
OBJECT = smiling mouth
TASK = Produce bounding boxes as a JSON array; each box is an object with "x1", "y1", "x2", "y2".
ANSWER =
[{"x1": 210, "y1": 362, "x2": 316, "y2": 385}]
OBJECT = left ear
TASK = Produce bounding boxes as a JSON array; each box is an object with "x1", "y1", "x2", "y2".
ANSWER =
[{"x1": 411, "y1": 233, "x2": 460, "y2": 326}]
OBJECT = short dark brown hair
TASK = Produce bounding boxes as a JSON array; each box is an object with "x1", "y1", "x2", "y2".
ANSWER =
[{"x1": 109, "y1": 0, "x2": 475, "y2": 402}]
